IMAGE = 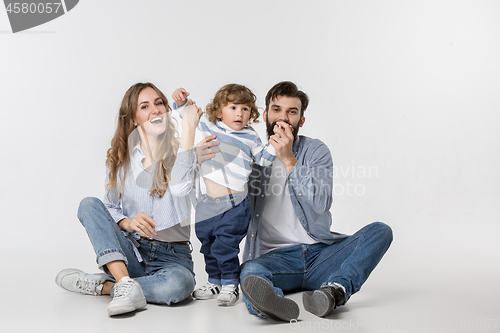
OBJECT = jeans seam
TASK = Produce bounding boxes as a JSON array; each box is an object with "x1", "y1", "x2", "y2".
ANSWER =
[
  {"x1": 309, "y1": 235, "x2": 361, "y2": 272},
  {"x1": 171, "y1": 248, "x2": 194, "y2": 264},
  {"x1": 302, "y1": 245, "x2": 308, "y2": 288}
]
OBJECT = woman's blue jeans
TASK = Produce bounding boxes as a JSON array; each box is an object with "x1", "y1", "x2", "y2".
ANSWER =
[
  {"x1": 77, "y1": 197, "x2": 195, "y2": 305},
  {"x1": 240, "y1": 222, "x2": 393, "y2": 316}
]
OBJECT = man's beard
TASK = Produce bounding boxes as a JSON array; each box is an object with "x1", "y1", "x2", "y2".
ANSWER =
[{"x1": 266, "y1": 119, "x2": 300, "y2": 141}]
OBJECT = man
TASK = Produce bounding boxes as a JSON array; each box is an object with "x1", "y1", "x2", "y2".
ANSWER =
[
  {"x1": 233, "y1": 81, "x2": 392, "y2": 321},
  {"x1": 191, "y1": 81, "x2": 392, "y2": 321}
]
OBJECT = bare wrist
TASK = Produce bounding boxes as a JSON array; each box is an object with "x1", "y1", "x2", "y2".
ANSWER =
[
  {"x1": 117, "y1": 218, "x2": 130, "y2": 231},
  {"x1": 283, "y1": 157, "x2": 297, "y2": 173}
]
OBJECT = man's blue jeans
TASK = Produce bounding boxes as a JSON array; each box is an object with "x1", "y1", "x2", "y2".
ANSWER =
[
  {"x1": 240, "y1": 222, "x2": 393, "y2": 316},
  {"x1": 77, "y1": 197, "x2": 196, "y2": 305}
]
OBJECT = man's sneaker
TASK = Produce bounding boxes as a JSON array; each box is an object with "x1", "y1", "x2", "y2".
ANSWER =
[
  {"x1": 217, "y1": 284, "x2": 239, "y2": 306},
  {"x1": 302, "y1": 284, "x2": 346, "y2": 317},
  {"x1": 55, "y1": 268, "x2": 113, "y2": 296},
  {"x1": 192, "y1": 282, "x2": 221, "y2": 300},
  {"x1": 107, "y1": 276, "x2": 147, "y2": 316},
  {"x1": 240, "y1": 275, "x2": 299, "y2": 322}
]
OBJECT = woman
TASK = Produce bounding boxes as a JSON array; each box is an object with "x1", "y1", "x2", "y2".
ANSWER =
[{"x1": 55, "y1": 83, "x2": 195, "y2": 316}]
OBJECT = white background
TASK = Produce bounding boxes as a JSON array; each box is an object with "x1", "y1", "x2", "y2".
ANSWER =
[{"x1": 1, "y1": 1, "x2": 499, "y2": 332}]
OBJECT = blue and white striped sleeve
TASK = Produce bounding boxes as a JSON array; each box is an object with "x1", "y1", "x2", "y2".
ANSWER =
[
  {"x1": 251, "y1": 133, "x2": 276, "y2": 167},
  {"x1": 102, "y1": 168, "x2": 129, "y2": 223},
  {"x1": 173, "y1": 100, "x2": 186, "y2": 118},
  {"x1": 173, "y1": 99, "x2": 207, "y2": 131}
]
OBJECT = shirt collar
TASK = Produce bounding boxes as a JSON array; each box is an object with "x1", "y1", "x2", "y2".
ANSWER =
[
  {"x1": 131, "y1": 143, "x2": 145, "y2": 163},
  {"x1": 215, "y1": 120, "x2": 249, "y2": 133}
]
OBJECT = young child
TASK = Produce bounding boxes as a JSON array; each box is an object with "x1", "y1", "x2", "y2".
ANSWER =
[{"x1": 172, "y1": 84, "x2": 276, "y2": 306}]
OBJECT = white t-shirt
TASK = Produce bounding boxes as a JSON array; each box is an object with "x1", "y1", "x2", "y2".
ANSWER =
[{"x1": 258, "y1": 159, "x2": 316, "y2": 255}]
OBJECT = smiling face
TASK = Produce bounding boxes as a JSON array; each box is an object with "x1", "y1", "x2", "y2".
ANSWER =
[
  {"x1": 134, "y1": 87, "x2": 168, "y2": 135},
  {"x1": 219, "y1": 102, "x2": 252, "y2": 131},
  {"x1": 264, "y1": 95, "x2": 305, "y2": 140}
]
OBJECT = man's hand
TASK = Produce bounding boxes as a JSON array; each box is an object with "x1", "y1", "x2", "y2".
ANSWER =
[
  {"x1": 172, "y1": 87, "x2": 190, "y2": 106},
  {"x1": 195, "y1": 135, "x2": 220, "y2": 165},
  {"x1": 269, "y1": 121, "x2": 297, "y2": 173},
  {"x1": 118, "y1": 213, "x2": 157, "y2": 238}
]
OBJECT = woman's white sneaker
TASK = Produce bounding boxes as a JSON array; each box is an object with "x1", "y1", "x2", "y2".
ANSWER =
[
  {"x1": 55, "y1": 268, "x2": 113, "y2": 296},
  {"x1": 217, "y1": 284, "x2": 239, "y2": 306},
  {"x1": 107, "y1": 276, "x2": 147, "y2": 316}
]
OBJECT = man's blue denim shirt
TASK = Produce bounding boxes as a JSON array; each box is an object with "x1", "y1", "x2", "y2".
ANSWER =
[{"x1": 242, "y1": 135, "x2": 348, "y2": 262}]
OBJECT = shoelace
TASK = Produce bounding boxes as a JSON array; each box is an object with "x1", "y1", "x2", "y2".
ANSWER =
[
  {"x1": 220, "y1": 285, "x2": 239, "y2": 297},
  {"x1": 75, "y1": 278, "x2": 100, "y2": 295},
  {"x1": 114, "y1": 279, "x2": 134, "y2": 298}
]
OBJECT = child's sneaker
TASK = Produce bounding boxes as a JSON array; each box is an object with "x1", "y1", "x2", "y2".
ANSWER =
[
  {"x1": 192, "y1": 282, "x2": 221, "y2": 300},
  {"x1": 217, "y1": 284, "x2": 239, "y2": 306},
  {"x1": 107, "y1": 276, "x2": 147, "y2": 316}
]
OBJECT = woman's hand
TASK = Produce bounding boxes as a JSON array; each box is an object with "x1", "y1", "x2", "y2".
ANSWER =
[
  {"x1": 183, "y1": 100, "x2": 203, "y2": 129},
  {"x1": 172, "y1": 87, "x2": 190, "y2": 106},
  {"x1": 179, "y1": 101, "x2": 202, "y2": 151},
  {"x1": 118, "y1": 213, "x2": 157, "y2": 238},
  {"x1": 195, "y1": 135, "x2": 220, "y2": 165}
]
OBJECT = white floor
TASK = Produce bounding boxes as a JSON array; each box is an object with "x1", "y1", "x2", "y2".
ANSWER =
[{"x1": 4, "y1": 239, "x2": 499, "y2": 333}]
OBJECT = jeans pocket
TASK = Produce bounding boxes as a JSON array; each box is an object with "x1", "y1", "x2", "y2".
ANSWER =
[{"x1": 171, "y1": 245, "x2": 193, "y2": 264}]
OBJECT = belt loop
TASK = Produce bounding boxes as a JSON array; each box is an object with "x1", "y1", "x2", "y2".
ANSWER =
[{"x1": 229, "y1": 193, "x2": 236, "y2": 208}]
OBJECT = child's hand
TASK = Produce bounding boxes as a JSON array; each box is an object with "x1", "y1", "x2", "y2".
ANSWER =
[{"x1": 172, "y1": 88, "x2": 190, "y2": 106}]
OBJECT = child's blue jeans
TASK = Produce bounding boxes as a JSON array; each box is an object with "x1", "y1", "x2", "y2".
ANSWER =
[{"x1": 195, "y1": 193, "x2": 250, "y2": 286}]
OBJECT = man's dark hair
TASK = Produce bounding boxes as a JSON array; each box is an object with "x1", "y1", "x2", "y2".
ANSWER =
[{"x1": 265, "y1": 81, "x2": 309, "y2": 117}]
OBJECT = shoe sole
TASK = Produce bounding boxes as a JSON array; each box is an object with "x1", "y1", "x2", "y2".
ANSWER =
[
  {"x1": 240, "y1": 275, "x2": 299, "y2": 322},
  {"x1": 302, "y1": 290, "x2": 333, "y2": 317},
  {"x1": 107, "y1": 298, "x2": 147, "y2": 316},
  {"x1": 217, "y1": 300, "x2": 237, "y2": 306},
  {"x1": 193, "y1": 293, "x2": 219, "y2": 300},
  {"x1": 217, "y1": 297, "x2": 238, "y2": 306}
]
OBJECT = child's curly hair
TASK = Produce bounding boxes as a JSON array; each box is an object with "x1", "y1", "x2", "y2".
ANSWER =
[{"x1": 206, "y1": 84, "x2": 260, "y2": 124}]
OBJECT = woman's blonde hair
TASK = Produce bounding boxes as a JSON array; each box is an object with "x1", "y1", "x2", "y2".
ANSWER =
[
  {"x1": 205, "y1": 84, "x2": 260, "y2": 124},
  {"x1": 106, "y1": 82, "x2": 178, "y2": 198}
]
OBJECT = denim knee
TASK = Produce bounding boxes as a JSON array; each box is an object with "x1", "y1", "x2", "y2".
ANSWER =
[
  {"x1": 148, "y1": 267, "x2": 195, "y2": 305},
  {"x1": 77, "y1": 197, "x2": 103, "y2": 223},
  {"x1": 78, "y1": 196, "x2": 101, "y2": 213},
  {"x1": 369, "y1": 221, "x2": 393, "y2": 246},
  {"x1": 240, "y1": 260, "x2": 268, "y2": 279}
]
